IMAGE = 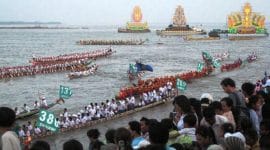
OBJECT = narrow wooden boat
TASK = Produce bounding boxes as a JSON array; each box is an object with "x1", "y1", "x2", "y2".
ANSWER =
[{"x1": 16, "y1": 103, "x2": 56, "y2": 120}]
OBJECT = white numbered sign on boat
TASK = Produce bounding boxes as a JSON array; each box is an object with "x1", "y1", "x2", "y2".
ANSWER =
[{"x1": 37, "y1": 110, "x2": 59, "y2": 132}]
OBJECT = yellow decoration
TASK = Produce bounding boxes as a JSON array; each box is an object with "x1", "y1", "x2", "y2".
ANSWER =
[
  {"x1": 243, "y1": 3, "x2": 252, "y2": 27},
  {"x1": 227, "y1": 2, "x2": 266, "y2": 32},
  {"x1": 132, "y1": 6, "x2": 143, "y2": 22}
]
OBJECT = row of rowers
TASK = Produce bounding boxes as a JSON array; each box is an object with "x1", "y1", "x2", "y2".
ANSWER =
[
  {"x1": 16, "y1": 83, "x2": 174, "y2": 138},
  {"x1": 31, "y1": 48, "x2": 113, "y2": 62},
  {"x1": 57, "y1": 83, "x2": 173, "y2": 128},
  {"x1": 14, "y1": 97, "x2": 48, "y2": 115},
  {"x1": 0, "y1": 59, "x2": 88, "y2": 79}
]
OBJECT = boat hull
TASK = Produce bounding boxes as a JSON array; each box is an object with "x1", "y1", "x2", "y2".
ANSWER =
[
  {"x1": 16, "y1": 103, "x2": 56, "y2": 120},
  {"x1": 156, "y1": 30, "x2": 206, "y2": 36},
  {"x1": 228, "y1": 33, "x2": 269, "y2": 40},
  {"x1": 118, "y1": 28, "x2": 150, "y2": 33}
]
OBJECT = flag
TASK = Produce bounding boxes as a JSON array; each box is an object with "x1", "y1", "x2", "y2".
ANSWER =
[
  {"x1": 37, "y1": 110, "x2": 59, "y2": 132},
  {"x1": 202, "y1": 51, "x2": 213, "y2": 61},
  {"x1": 129, "y1": 64, "x2": 138, "y2": 74},
  {"x1": 212, "y1": 59, "x2": 221, "y2": 68},
  {"x1": 176, "y1": 79, "x2": 187, "y2": 91},
  {"x1": 197, "y1": 62, "x2": 204, "y2": 72},
  {"x1": 59, "y1": 85, "x2": 72, "y2": 99}
]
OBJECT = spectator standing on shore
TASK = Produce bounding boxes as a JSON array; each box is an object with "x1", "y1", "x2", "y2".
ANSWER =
[
  {"x1": 140, "y1": 117, "x2": 150, "y2": 141},
  {"x1": 173, "y1": 95, "x2": 193, "y2": 130},
  {"x1": 220, "y1": 97, "x2": 236, "y2": 127},
  {"x1": 30, "y1": 140, "x2": 50, "y2": 150},
  {"x1": 128, "y1": 121, "x2": 149, "y2": 149},
  {"x1": 87, "y1": 129, "x2": 104, "y2": 150},
  {"x1": 63, "y1": 139, "x2": 83, "y2": 150},
  {"x1": 200, "y1": 107, "x2": 228, "y2": 143},
  {"x1": 0, "y1": 107, "x2": 21, "y2": 150},
  {"x1": 195, "y1": 126, "x2": 216, "y2": 150},
  {"x1": 247, "y1": 95, "x2": 261, "y2": 134},
  {"x1": 114, "y1": 127, "x2": 132, "y2": 150},
  {"x1": 101, "y1": 129, "x2": 117, "y2": 150},
  {"x1": 220, "y1": 78, "x2": 249, "y2": 128}
]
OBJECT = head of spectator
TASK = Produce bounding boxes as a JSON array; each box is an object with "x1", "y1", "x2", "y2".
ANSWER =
[
  {"x1": 219, "y1": 123, "x2": 234, "y2": 138},
  {"x1": 87, "y1": 128, "x2": 100, "y2": 142},
  {"x1": 30, "y1": 140, "x2": 50, "y2": 150},
  {"x1": 220, "y1": 78, "x2": 236, "y2": 94},
  {"x1": 63, "y1": 139, "x2": 83, "y2": 150},
  {"x1": 173, "y1": 95, "x2": 191, "y2": 114},
  {"x1": 87, "y1": 128, "x2": 104, "y2": 149},
  {"x1": 247, "y1": 95, "x2": 261, "y2": 111},
  {"x1": 239, "y1": 117, "x2": 253, "y2": 133},
  {"x1": 101, "y1": 129, "x2": 118, "y2": 150},
  {"x1": 183, "y1": 114, "x2": 197, "y2": 128},
  {"x1": 244, "y1": 128, "x2": 259, "y2": 149},
  {"x1": 128, "y1": 121, "x2": 141, "y2": 138},
  {"x1": 200, "y1": 93, "x2": 213, "y2": 111},
  {"x1": 260, "y1": 120, "x2": 270, "y2": 136},
  {"x1": 160, "y1": 118, "x2": 176, "y2": 131},
  {"x1": 196, "y1": 126, "x2": 216, "y2": 149},
  {"x1": 200, "y1": 93, "x2": 214, "y2": 102},
  {"x1": 260, "y1": 120, "x2": 270, "y2": 149},
  {"x1": 257, "y1": 90, "x2": 268, "y2": 104},
  {"x1": 0, "y1": 107, "x2": 21, "y2": 150},
  {"x1": 209, "y1": 101, "x2": 223, "y2": 115},
  {"x1": 223, "y1": 136, "x2": 245, "y2": 150},
  {"x1": 140, "y1": 117, "x2": 150, "y2": 135},
  {"x1": 189, "y1": 98, "x2": 202, "y2": 122},
  {"x1": 241, "y1": 82, "x2": 255, "y2": 98},
  {"x1": 0, "y1": 107, "x2": 16, "y2": 130},
  {"x1": 202, "y1": 107, "x2": 216, "y2": 126},
  {"x1": 220, "y1": 97, "x2": 233, "y2": 113},
  {"x1": 148, "y1": 121, "x2": 169, "y2": 147},
  {"x1": 114, "y1": 127, "x2": 132, "y2": 150},
  {"x1": 105, "y1": 129, "x2": 116, "y2": 144}
]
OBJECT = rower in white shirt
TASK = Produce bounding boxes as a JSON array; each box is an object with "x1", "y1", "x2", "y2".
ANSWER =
[
  {"x1": 23, "y1": 104, "x2": 31, "y2": 113},
  {"x1": 33, "y1": 101, "x2": 40, "y2": 109},
  {"x1": 14, "y1": 107, "x2": 20, "y2": 115},
  {"x1": 40, "y1": 97, "x2": 48, "y2": 108}
]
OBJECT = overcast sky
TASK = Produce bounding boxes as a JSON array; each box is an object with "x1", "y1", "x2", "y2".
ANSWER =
[{"x1": 0, "y1": 0, "x2": 269, "y2": 25}]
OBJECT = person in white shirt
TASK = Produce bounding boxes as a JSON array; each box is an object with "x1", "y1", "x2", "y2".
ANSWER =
[
  {"x1": 23, "y1": 104, "x2": 31, "y2": 113},
  {"x1": 34, "y1": 126, "x2": 42, "y2": 135},
  {"x1": 14, "y1": 107, "x2": 20, "y2": 115},
  {"x1": 75, "y1": 115, "x2": 81, "y2": 125},
  {"x1": 27, "y1": 121, "x2": 33, "y2": 133},
  {"x1": 33, "y1": 101, "x2": 40, "y2": 109},
  {"x1": 200, "y1": 107, "x2": 228, "y2": 142},
  {"x1": 18, "y1": 127, "x2": 26, "y2": 137},
  {"x1": 40, "y1": 97, "x2": 48, "y2": 108},
  {"x1": 0, "y1": 107, "x2": 21, "y2": 150},
  {"x1": 68, "y1": 117, "x2": 75, "y2": 127},
  {"x1": 63, "y1": 108, "x2": 68, "y2": 119}
]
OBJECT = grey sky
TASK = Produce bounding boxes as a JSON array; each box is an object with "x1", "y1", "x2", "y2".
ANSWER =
[{"x1": 0, "y1": 0, "x2": 269, "y2": 25}]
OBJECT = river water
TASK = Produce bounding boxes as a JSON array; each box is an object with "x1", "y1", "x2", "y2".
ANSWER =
[{"x1": 0, "y1": 23, "x2": 269, "y2": 149}]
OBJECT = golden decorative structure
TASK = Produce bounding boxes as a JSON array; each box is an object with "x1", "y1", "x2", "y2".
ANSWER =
[
  {"x1": 227, "y1": 2, "x2": 267, "y2": 35},
  {"x1": 118, "y1": 6, "x2": 150, "y2": 33}
]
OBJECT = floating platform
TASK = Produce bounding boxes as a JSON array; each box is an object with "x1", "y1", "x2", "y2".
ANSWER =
[
  {"x1": 184, "y1": 36, "x2": 220, "y2": 41},
  {"x1": 156, "y1": 29, "x2": 206, "y2": 36},
  {"x1": 118, "y1": 28, "x2": 150, "y2": 33},
  {"x1": 228, "y1": 33, "x2": 269, "y2": 40}
]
